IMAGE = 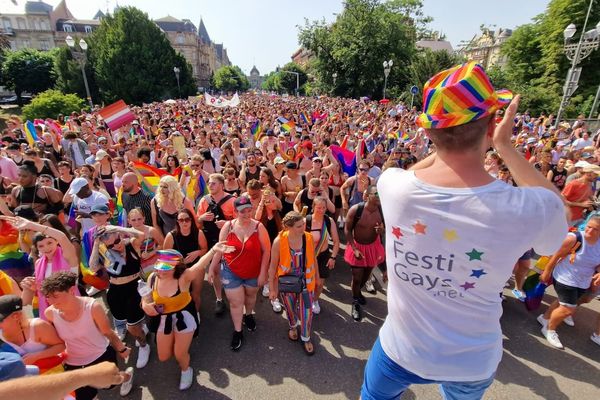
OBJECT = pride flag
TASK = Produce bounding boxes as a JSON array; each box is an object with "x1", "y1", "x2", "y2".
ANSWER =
[
  {"x1": 0, "y1": 222, "x2": 32, "y2": 282},
  {"x1": 24, "y1": 120, "x2": 38, "y2": 146},
  {"x1": 278, "y1": 116, "x2": 295, "y2": 132},
  {"x1": 183, "y1": 165, "x2": 208, "y2": 205},
  {"x1": 131, "y1": 162, "x2": 167, "y2": 195},
  {"x1": 115, "y1": 188, "x2": 126, "y2": 227},
  {"x1": 45, "y1": 119, "x2": 63, "y2": 140},
  {"x1": 98, "y1": 100, "x2": 136, "y2": 130},
  {"x1": 251, "y1": 120, "x2": 263, "y2": 141},
  {"x1": 299, "y1": 111, "x2": 312, "y2": 125},
  {"x1": 80, "y1": 227, "x2": 109, "y2": 291},
  {"x1": 330, "y1": 145, "x2": 357, "y2": 176}
]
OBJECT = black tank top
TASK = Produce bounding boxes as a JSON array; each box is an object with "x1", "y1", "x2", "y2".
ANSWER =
[
  {"x1": 18, "y1": 185, "x2": 50, "y2": 208},
  {"x1": 107, "y1": 243, "x2": 141, "y2": 278},
  {"x1": 172, "y1": 230, "x2": 200, "y2": 267},
  {"x1": 38, "y1": 160, "x2": 53, "y2": 176},
  {"x1": 245, "y1": 166, "x2": 260, "y2": 182}
]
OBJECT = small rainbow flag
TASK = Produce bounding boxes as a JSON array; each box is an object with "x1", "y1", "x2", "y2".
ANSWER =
[
  {"x1": 45, "y1": 119, "x2": 63, "y2": 140},
  {"x1": 80, "y1": 227, "x2": 109, "y2": 291},
  {"x1": 278, "y1": 116, "x2": 295, "y2": 132},
  {"x1": 299, "y1": 111, "x2": 312, "y2": 125},
  {"x1": 131, "y1": 162, "x2": 167, "y2": 196},
  {"x1": 115, "y1": 188, "x2": 126, "y2": 227},
  {"x1": 24, "y1": 120, "x2": 39, "y2": 146},
  {"x1": 0, "y1": 222, "x2": 32, "y2": 282},
  {"x1": 184, "y1": 166, "x2": 209, "y2": 206},
  {"x1": 251, "y1": 120, "x2": 263, "y2": 141},
  {"x1": 98, "y1": 100, "x2": 136, "y2": 130},
  {"x1": 401, "y1": 131, "x2": 410, "y2": 142}
]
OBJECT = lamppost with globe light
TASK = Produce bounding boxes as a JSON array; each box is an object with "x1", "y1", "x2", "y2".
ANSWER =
[
  {"x1": 65, "y1": 35, "x2": 93, "y2": 108},
  {"x1": 555, "y1": 0, "x2": 600, "y2": 126},
  {"x1": 332, "y1": 72, "x2": 337, "y2": 95},
  {"x1": 383, "y1": 59, "x2": 393, "y2": 100},
  {"x1": 173, "y1": 66, "x2": 181, "y2": 98}
]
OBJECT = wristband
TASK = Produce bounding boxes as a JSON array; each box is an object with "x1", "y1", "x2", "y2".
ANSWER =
[{"x1": 119, "y1": 347, "x2": 128, "y2": 353}]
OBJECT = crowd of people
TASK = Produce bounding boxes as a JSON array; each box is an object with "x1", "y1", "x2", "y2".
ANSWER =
[{"x1": 0, "y1": 61, "x2": 598, "y2": 399}]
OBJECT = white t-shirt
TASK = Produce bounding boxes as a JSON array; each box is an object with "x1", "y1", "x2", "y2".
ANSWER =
[
  {"x1": 571, "y1": 138, "x2": 593, "y2": 151},
  {"x1": 553, "y1": 232, "x2": 600, "y2": 289},
  {"x1": 73, "y1": 191, "x2": 109, "y2": 234},
  {"x1": 377, "y1": 169, "x2": 567, "y2": 381}
]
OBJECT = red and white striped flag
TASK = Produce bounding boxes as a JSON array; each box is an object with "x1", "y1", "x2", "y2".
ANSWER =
[{"x1": 98, "y1": 100, "x2": 136, "y2": 130}]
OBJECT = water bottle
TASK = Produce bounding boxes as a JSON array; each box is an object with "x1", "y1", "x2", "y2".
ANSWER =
[{"x1": 137, "y1": 279, "x2": 152, "y2": 303}]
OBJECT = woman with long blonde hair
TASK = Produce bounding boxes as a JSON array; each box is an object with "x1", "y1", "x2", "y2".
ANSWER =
[{"x1": 151, "y1": 175, "x2": 196, "y2": 237}]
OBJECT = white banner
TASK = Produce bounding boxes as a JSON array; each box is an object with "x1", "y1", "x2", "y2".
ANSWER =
[{"x1": 204, "y1": 93, "x2": 240, "y2": 108}]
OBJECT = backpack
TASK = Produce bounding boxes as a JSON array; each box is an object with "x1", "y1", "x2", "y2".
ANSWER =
[{"x1": 347, "y1": 201, "x2": 383, "y2": 233}]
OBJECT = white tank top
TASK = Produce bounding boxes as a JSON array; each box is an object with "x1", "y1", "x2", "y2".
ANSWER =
[
  {"x1": 0, "y1": 318, "x2": 47, "y2": 355},
  {"x1": 52, "y1": 297, "x2": 109, "y2": 366}
]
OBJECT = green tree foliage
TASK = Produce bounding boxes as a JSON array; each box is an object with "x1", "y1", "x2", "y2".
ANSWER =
[
  {"x1": 212, "y1": 65, "x2": 250, "y2": 92},
  {"x1": 499, "y1": 0, "x2": 600, "y2": 116},
  {"x1": 53, "y1": 45, "x2": 100, "y2": 104},
  {"x1": 277, "y1": 62, "x2": 308, "y2": 94},
  {"x1": 22, "y1": 89, "x2": 85, "y2": 121},
  {"x1": 299, "y1": 0, "x2": 424, "y2": 99},
  {"x1": 1, "y1": 48, "x2": 56, "y2": 105},
  {"x1": 89, "y1": 6, "x2": 195, "y2": 104},
  {"x1": 261, "y1": 71, "x2": 282, "y2": 92}
]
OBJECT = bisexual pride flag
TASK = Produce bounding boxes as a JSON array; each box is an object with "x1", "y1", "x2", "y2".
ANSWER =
[{"x1": 330, "y1": 145, "x2": 357, "y2": 176}]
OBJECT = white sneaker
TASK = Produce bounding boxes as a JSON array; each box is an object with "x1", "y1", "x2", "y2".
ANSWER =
[
  {"x1": 179, "y1": 367, "x2": 193, "y2": 391},
  {"x1": 271, "y1": 299, "x2": 282, "y2": 313},
  {"x1": 312, "y1": 300, "x2": 321, "y2": 315},
  {"x1": 119, "y1": 367, "x2": 134, "y2": 396},
  {"x1": 591, "y1": 333, "x2": 600, "y2": 346},
  {"x1": 262, "y1": 285, "x2": 270, "y2": 297},
  {"x1": 136, "y1": 344, "x2": 150, "y2": 369},
  {"x1": 86, "y1": 286, "x2": 101, "y2": 296},
  {"x1": 563, "y1": 315, "x2": 575, "y2": 327},
  {"x1": 542, "y1": 326, "x2": 564, "y2": 349},
  {"x1": 365, "y1": 278, "x2": 376, "y2": 294},
  {"x1": 536, "y1": 314, "x2": 548, "y2": 327}
]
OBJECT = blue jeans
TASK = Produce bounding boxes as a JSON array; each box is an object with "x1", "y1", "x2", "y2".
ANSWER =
[{"x1": 361, "y1": 337, "x2": 495, "y2": 400}]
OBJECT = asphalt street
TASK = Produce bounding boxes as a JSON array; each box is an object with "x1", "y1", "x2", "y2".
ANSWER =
[{"x1": 99, "y1": 263, "x2": 600, "y2": 400}]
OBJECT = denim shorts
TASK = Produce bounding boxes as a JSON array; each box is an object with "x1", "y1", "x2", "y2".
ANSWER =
[
  {"x1": 220, "y1": 261, "x2": 258, "y2": 290},
  {"x1": 362, "y1": 337, "x2": 495, "y2": 400}
]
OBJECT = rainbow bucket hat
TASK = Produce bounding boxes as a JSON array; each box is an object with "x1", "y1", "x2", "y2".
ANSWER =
[
  {"x1": 154, "y1": 249, "x2": 183, "y2": 271},
  {"x1": 416, "y1": 62, "x2": 513, "y2": 129}
]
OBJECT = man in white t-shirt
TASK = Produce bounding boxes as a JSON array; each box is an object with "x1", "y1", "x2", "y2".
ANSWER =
[
  {"x1": 68, "y1": 177, "x2": 109, "y2": 236},
  {"x1": 361, "y1": 62, "x2": 568, "y2": 400}
]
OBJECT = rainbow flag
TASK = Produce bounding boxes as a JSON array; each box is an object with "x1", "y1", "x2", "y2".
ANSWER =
[
  {"x1": 24, "y1": 120, "x2": 38, "y2": 146},
  {"x1": 0, "y1": 222, "x2": 32, "y2": 282},
  {"x1": 98, "y1": 100, "x2": 136, "y2": 130},
  {"x1": 80, "y1": 227, "x2": 109, "y2": 290},
  {"x1": 278, "y1": 116, "x2": 295, "y2": 132},
  {"x1": 115, "y1": 188, "x2": 126, "y2": 227},
  {"x1": 131, "y1": 162, "x2": 167, "y2": 196},
  {"x1": 251, "y1": 120, "x2": 263, "y2": 141},
  {"x1": 401, "y1": 131, "x2": 410, "y2": 142},
  {"x1": 66, "y1": 204, "x2": 77, "y2": 231},
  {"x1": 184, "y1": 166, "x2": 209, "y2": 205},
  {"x1": 330, "y1": 145, "x2": 357, "y2": 176},
  {"x1": 299, "y1": 111, "x2": 312, "y2": 125},
  {"x1": 45, "y1": 119, "x2": 63, "y2": 140}
]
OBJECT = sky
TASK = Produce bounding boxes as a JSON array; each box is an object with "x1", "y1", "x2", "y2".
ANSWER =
[{"x1": 40, "y1": 0, "x2": 550, "y2": 75}]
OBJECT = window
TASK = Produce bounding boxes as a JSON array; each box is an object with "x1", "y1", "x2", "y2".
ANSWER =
[
  {"x1": 39, "y1": 39, "x2": 51, "y2": 51},
  {"x1": 63, "y1": 24, "x2": 72, "y2": 33},
  {"x1": 85, "y1": 25, "x2": 92, "y2": 33},
  {"x1": 21, "y1": 39, "x2": 30, "y2": 49},
  {"x1": 176, "y1": 34, "x2": 184, "y2": 45},
  {"x1": 9, "y1": 40, "x2": 16, "y2": 50},
  {"x1": 17, "y1": 18, "x2": 26, "y2": 29},
  {"x1": 2, "y1": 18, "x2": 12, "y2": 31},
  {"x1": 40, "y1": 20, "x2": 49, "y2": 30}
]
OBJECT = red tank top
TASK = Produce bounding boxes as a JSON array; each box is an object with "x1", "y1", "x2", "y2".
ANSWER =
[{"x1": 223, "y1": 221, "x2": 262, "y2": 279}]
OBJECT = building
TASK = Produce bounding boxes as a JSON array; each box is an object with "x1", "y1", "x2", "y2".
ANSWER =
[
  {"x1": 0, "y1": 1, "x2": 55, "y2": 51},
  {"x1": 155, "y1": 16, "x2": 231, "y2": 89},
  {"x1": 416, "y1": 39, "x2": 454, "y2": 53},
  {"x1": 51, "y1": 0, "x2": 102, "y2": 44},
  {"x1": 291, "y1": 47, "x2": 314, "y2": 68},
  {"x1": 247, "y1": 65, "x2": 264, "y2": 90},
  {"x1": 459, "y1": 28, "x2": 512, "y2": 69}
]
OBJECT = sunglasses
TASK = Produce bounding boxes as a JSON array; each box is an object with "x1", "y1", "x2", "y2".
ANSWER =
[
  {"x1": 178, "y1": 217, "x2": 192, "y2": 223},
  {"x1": 359, "y1": 168, "x2": 368, "y2": 172},
  {"x1": 107, "y1": 237, "x2": 121, "y2": 249},
  {"x1": 190, "y1": 164, "x2": 201, "y2": 168}
]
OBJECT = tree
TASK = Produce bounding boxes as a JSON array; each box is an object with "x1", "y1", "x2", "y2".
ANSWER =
[
  {"x1": 261, "y1": 71, "x2": 282, "y2": 92},
  {"x1": 88, "y1": 6, "x2": 195, "y2": 104},
  {"x1": 277, "y1": 62, "x2": 308, "y2": 94},
  {"x1": 299, "y1": 0, "x2": 426, "y2": 99},
  {"x1": 1, "y1": 48, "x2": 56, "y2": 105},
  {"x1": 212, "y1": 65, "x2": 250, "y2": 92},
  {"x1": 22, "y1": 89, "x2": 86, "y2": 121},
  {"x1": 53, "y1": 45, "x2": 100, "y2": 103}
]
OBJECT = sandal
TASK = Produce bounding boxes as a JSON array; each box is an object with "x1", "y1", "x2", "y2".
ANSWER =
[
  {"x1": 288, "y1": 328, "x2": 299, "y2": 341},
  {"x1": 302, "y1": 340, "x2": 315, "y2": 356}
]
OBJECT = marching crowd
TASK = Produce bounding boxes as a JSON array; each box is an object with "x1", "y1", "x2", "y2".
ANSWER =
[{"x1": 0, "y1": 61, "x2": 598, "y2": 399}]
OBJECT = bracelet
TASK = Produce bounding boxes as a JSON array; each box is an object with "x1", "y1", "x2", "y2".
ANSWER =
[{"x1": 118, "y1": 347, "x2": 128, "y2": 353}]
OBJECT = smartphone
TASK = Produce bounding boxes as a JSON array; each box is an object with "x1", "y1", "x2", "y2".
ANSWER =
[{"x1": 154, "y1": 304, "x2": 164, "y2": 314}]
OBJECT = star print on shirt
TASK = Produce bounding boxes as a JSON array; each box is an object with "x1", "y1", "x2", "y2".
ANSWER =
[
  {"x1": 470, "y1": 269, "x2": 487, "y2": 278},
  {"x1": 460, "y1": 282, "x2": 476, "y2": 291},
  {"x1": 392, "y1": 226, "x2": 403, "y2": 239},
  {"x1": 413, "y1": 221, "x2": 427, "y2": 235},
  {"x1": 466, "y1": 248, "x2": 484, "y2": 261},
  {"x1": 443, "y1": 229, "x2": 459, "y2": 242}
]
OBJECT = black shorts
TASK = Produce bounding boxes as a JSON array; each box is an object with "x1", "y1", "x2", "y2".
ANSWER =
[
  {"x1": 317, "y1": 251, "x2": 332, "y2": 279},
  {"x1": 334, "y1": 194, "x2": 342, "y2": 209},
  {"x1": 107, "y1": 280, "x2": 145, "y2": 325},
  {"x1": 64, "y1": 346, "x2": 117, "y2": 400},
  {"x1": 554, "y1": 280, "x2": 588, "y2": 307},
  {"x1": 518, "y1": 248, "x2": 535, "y2": 262}
]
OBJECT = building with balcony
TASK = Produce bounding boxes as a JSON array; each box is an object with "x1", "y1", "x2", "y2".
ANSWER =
[
  {"x1": 459, "y1": 28, "x2": 512, "y2": 69},
  {"x1": 0, "y1": 1, "x2": 55, "y2": 51}
]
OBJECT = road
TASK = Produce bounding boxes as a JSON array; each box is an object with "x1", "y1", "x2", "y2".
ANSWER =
[{"x1": 100, "y1": 264, "x2": 600, "y2": 400}]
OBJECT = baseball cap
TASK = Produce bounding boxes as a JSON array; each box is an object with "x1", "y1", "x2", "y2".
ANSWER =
[
  {"x1": 574, "y1": 160, "x2": 591, "y2": 168},
  {"x1": 0, "y1": 295, "x2": 22, "y2": 322},
  {"x1": 90, "y1": 204, "x2": 110, "y2": 215},
  {"x1": 234, "y1": 195, "x2": 253, "y2": 211},
  {"x1": 285, "y1": 161, "x2": 298, "y2": 170},
  {"x1": 68, "y1": 177, "x2": 89, "y2": 195},
  {"x1": 0, "y1": 352, "x2": 39, "y2": 382},
  {"x1": 274, "y1": 156, "x2": 285, "y2": 164},
  {"x1": 581, "y1": 152, "x2": 593, "y2": 159},
  {"x1": 526, "y1": 137, "x2": 537, "y2": 144},
  {"x1": 154, "y1": 249, "x2": 183, "y2": 271},
  {"x1": 95, "y1": 150, "x2": 109, "y2": 161},
  {"x1": 582, "y1": 164, "x2": 600, "y2": 174},
  {"x1": 301, "y1": 141, "x2": 313, "y2": 150}
]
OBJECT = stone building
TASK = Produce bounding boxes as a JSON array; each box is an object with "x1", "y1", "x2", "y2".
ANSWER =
[
  {"x1": 247, "y1": 65, "x2": 264, "y2": 90},
  {"x1": 291, "y1": 47, "x2": 314, "y2": 68},
  {"x1": 459, "y1": 28, "x2": 512, "y2": 69},
  {"x1": 0, "y1": 1, "x2": 56, "y2": 51}
]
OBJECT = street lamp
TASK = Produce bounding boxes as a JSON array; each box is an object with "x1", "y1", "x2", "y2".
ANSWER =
[
  {"x1": 332, "y1": 72, "x2": 337, "y2": 96},
  {"x1": 555, "y1": 0, "x2": 600, "y2": 126},
  {"x1": 383, "y1": 59, "x2": 393, "y2": 100},
  {"x1": 65, "y1": 35, "x2": 93, "y2": 109},
  {"x1": 173, "y1": 66, "x2": 181, "y2": 98}
]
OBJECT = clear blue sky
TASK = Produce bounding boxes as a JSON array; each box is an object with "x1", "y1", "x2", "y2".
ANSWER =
[{"x1": 46, "y1": 0, "x2": 550, "y2": 75}]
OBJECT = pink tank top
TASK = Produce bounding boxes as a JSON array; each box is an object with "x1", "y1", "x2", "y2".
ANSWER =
[{"x1": 52, "y1": 297, "x2": 108, "y2": 366}]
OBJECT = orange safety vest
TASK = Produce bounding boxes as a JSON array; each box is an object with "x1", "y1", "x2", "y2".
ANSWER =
[{"x1": 277, "y1": 231, "x2": 316, "y2": 292}]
